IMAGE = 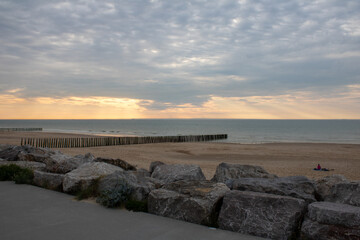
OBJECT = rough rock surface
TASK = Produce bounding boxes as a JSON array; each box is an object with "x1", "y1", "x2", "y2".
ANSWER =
[
  {"x1": 0, "y1": 145, "x2": 95, "y2": 174},
  {"x1": 149, "y1": 161, "x2": 165, "y2": 174},
  {"x1": 316, "y1": 175, "x2": 349, "y2": 200},
  {"x1": 301, "y1": 202, "x2": 360, "y2": 240},
  {"x1": 98, "y1": 170, "x2": 160, "y2": 201},
  {"x1": 131, "y1": 168, "x2": 151, "y2": 178},
  {"x1": 63, "y1": 162, "x2": 123, "y2": 193},
  {"x1": 151, "y1": 164, "x2": 206, "y2": 184},
  {"x1": 95, "y1": 157, "x2": 136, "y2": 171},
  {"x1": 230, "y1": 176, "x2": 317, "y2": 203},
  {"x1": 148, "y1": 180, "x2": 229, "y2": 226},
  {"x1": 0, "y1": 160, "x2": 47, "y2": 171},
  {"x1": 33, "y1": 171, "x2": 64, "y2": 191},
  {"x1": 211, "y1": 163, "x2": 277, "y2": 183},
  {"x1": 0, "y1": 145, "x2": 53, "y2": 161},
  {"x1": 218, "y1": 190, "x2": 307, "y2": 239},
  {"x1": 43, "y1": 152, "x2": 95, "y2": 174},
  {"x1": 325, "y1": 182, "x2": 360, "y2": 207}
]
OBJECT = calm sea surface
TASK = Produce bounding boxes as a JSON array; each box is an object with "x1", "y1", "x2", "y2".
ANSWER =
[{"x1": 0, "y1": 119, "x2": 359, "y2": 144}]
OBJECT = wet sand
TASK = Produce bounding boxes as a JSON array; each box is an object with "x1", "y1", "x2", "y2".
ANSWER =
[{"x1": 1, "y1": 131, "x2": 359, "y2": 181}]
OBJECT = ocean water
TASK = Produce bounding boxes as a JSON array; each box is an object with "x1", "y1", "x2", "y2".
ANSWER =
[{"x1": 0, "y1": 119, "x2": 359, "y2": 144}]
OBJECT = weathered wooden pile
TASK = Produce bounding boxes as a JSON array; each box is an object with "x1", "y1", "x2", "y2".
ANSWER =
[
  {"x1": 0, "y1": 128, "x2": 42, "y2": 132},
  {"x1": 20, "y1": 134, "x2": 228, "y2": 148}
]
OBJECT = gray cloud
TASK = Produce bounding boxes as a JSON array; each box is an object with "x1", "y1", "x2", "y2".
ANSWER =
[{"x1": 0, "y1": 0, "x2": 359, "y2": 107}]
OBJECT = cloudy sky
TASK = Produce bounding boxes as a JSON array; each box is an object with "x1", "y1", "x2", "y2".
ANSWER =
[{"x1": 0, "y1": 0, "x2": 359, "y2": 119}]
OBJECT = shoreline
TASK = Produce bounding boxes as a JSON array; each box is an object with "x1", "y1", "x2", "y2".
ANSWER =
[{"x1": 1, "y1": 131, "x2": 359, "y2": 181}]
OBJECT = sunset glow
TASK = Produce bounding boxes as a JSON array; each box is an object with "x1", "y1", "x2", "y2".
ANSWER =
[{"x1": 0, "y1": 1, "x2": 359, "y2": 119}]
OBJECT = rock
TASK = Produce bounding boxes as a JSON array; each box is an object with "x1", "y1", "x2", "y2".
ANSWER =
[
  {"x1": 95, "y1": 157, "x2": 136, "y2": 171},
  {"x1": 132, "y1": 168, "x2": 151, "y2": 178},
  {"x1": 0, "y1": 160, "x2": 46, "y2": 171},
  {"x1": 316, "y1": 175, "x2": 349, "y2": 200},
  {"x1": 231, "y1": 176, "x2": 317, "y2": 203},
  {"x1": 218, "y1": 190, "x2": 307, "y2": 239},
  {"x1": 151, "y1": 164, "x2": 206, "y2": 184},
  {"x1": 63, "y1": 162, "x2": 123, "y2": 193},
  {"x1": 301, "y1": 202, "x2": 360, "y2": 240},
  {"x1": 148, "y1": 180, "x2": 230, "y2": 226},
  {"x1": 211, "y1": 163, "x2": 277, "y2": 183},
  {"x1": 149, "y1": 161, "x2": 165, "y2": 174},
  {"x1": 0, "y1": 145, "x2": 53, "y2": 161},
  {"x1": 0, "y1": 144, "x2": 11, "y2": 151},
  {"x1": 325, "y1": 182, "x2": 360, "y2": 207},
  {"x1": 33, "y1": 171, "x2": 64, "y2": 191},
  {"x1": 43, "y1": 152, "x2": 95, "y2": 174},
  {"x1": 98, "y1": 170, "x2": 160, "y2": 202}
]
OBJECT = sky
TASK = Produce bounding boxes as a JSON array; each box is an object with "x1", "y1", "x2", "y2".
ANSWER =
[{"x1": 0, "y1": 0, "x2": 359, "y2": 119}]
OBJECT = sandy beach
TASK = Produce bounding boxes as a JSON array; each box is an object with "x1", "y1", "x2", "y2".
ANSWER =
[{"x1": 1, "y1": 131, "x2": 359, "y2": 181}]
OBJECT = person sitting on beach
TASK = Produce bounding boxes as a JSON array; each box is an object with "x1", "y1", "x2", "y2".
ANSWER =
[{"x1": 314, "y1": 163, "x2": 330, "y2": 171}]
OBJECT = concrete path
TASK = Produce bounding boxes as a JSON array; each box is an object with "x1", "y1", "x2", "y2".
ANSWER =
[{"x1": 0, "y1": 182, "x2": 264, "y2": 240}]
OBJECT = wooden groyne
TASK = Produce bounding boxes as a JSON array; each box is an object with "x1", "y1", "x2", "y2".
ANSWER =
[
  {"x1": 0, "y1": 128, "x2": 43, "y2": 132},
  {"x1": 20, "y1": 134, "x2": 227, "y2": 148}
]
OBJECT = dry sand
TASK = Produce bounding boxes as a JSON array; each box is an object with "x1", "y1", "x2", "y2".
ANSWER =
[{"x1": 1, "y1": 131, "x2": 359, "y2": 181}]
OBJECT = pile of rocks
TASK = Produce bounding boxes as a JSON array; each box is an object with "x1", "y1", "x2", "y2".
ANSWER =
[{"x1": 1, "y1": 144, "x2": 359, "y2": 239}]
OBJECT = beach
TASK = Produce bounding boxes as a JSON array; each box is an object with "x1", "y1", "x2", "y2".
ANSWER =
[{"x1": 1, "y1": 131, "x2": 359, "y2": 181}]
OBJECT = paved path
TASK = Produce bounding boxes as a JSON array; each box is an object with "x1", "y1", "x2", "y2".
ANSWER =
[{"x1": 0, "y1": 182, "x2": 263, "y2": 240}]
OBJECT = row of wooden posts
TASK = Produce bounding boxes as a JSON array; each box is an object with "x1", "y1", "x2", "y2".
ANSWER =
[
  {"x1": 0, "y1": 128, "x2": 43, "y2": 132},
  {"x1": 20, "y1": 134, "x2": 228, "y2": 148}
]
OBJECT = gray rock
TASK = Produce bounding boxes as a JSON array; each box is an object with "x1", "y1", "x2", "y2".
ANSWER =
[
  {"x1": 231, "y1": 176, "x2": 317, "y2": 203},
  {"x1": 151, "y1": 164, "x2": 206, "y2": 184},
  {"x1": 33, "y1": 171, "x2": 64, "y2": 191},
  {"x1": 63, "y1": 162, "x2": 123, "y2": 193},
  {"x1": 0, "y1": 145, "x2": 53, "y2": 161},
  {"x1": 98, "y1": 170, "x2": 160, "y2": 202},
  {"x1": 0, "y1": 144, "x2": 11, "y2": 152},
  {"x1": 43, "y1": 152, "x2": 95, "y2": 174},
  {"x1": 301, "y1": 218, "x2": 360, "y2": 240},
  {"x1": 149, "y1": 161, "x2": 165, "y2": 174},
  {"x1": 218, "y1": 190, "x2": 307, "y2": 239},
  {"x1": 325, "y1": 182, "x2": 360, "y2": 207},
  {"x1": 211, "y1": 163, "x2": 277, "y2": 183},
  {"x1": 148, "y1": 180, "x2": 229, "y2": 226},
  {"x1": 94, "y1": 157, "x2": 136, "y2": 171},
  {"x1": 0, "y1": 160, "x2": 46, "y2": 171},
  {"x1": 132, "y1": 168, "x2": 151, "y2": 178},
  {"x1": 316, "y1": 175, "x2": 349, "y2": 200},
  {"x1": 301, "y1": 202, "x2": 360, "y2": 240}
]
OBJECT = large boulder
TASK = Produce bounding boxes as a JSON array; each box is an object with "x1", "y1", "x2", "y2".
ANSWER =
[
  {"x1": 42, "y1": 152, "x2": 95, "y2": 174},
  {"x1": 230, "y1": 176, "x2": 317, "y2": 203},
  {"x1": 0, "y1": 145, "x2": 53, "y2": 161},
  {"x1": 33, "y1": 171, "x2": 64, "y2": 191},
  {"x1": 151, "y1": 164, "x2": 206, "y2": 184},
  {"x1": 301, "y1": 202, "x2": 360, "y2": 240},
  {"x1": 95, "y1": 157, "x2": 136, "y2": 171},
  {"x1": 148, "y1": 180, "x2": 229, "y2": 226},
  {"x1": 98, "y1": 170, "x2": 161, "y2": 202},
  {"x1": 325, "y1": 182, "x2": 360, "y2": 207},
  {"x1": 63, "y1": 162, "x2": 123, "y2": 193},
  {"x1": 0, "y1": 160, "x2": 46, "y2": 171},
  {"x1": 211, "y1": 163, "x2": 277, "y2": 183},
  {"x1": 218, "y1": 190, "x2": 307, "y2": 239},
  {"x1": 316, "y1": 175, "x2": 349, "y2": 200},
  {"x1": 149, "y1": 161, "x2": 165, "y2": 174}
]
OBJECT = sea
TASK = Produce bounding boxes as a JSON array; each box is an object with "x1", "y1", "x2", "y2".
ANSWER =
[{"x1": 0, "y1": 119, "x2": 359, "y2": 144}]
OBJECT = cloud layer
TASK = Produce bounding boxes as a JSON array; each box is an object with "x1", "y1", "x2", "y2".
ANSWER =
[{"x1": 0, "y1": 0, "x2": 359, "y2": 118}]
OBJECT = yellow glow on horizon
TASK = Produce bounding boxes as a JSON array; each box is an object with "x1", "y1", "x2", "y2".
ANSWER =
[{"x1": 0, "y1": 89, "x2": 359, "y2": 119}]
